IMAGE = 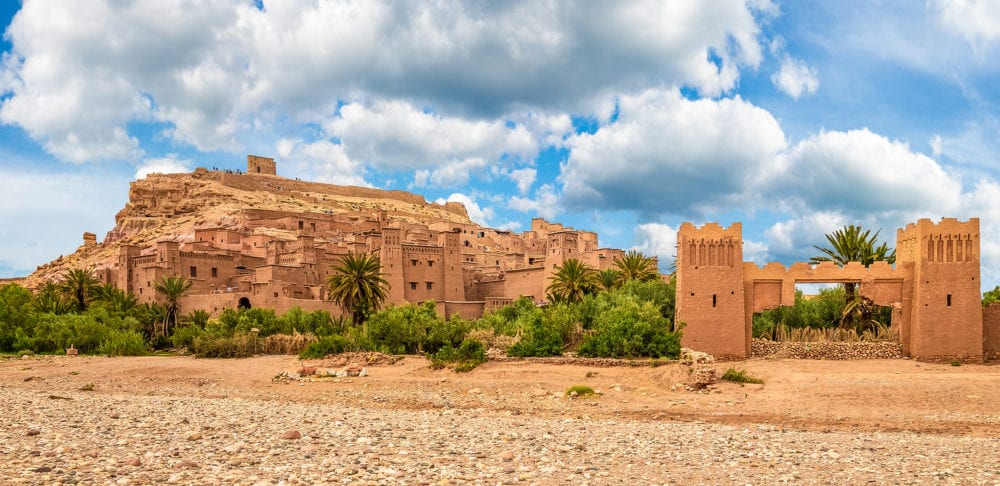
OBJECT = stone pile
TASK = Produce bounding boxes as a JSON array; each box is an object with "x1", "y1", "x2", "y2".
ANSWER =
[{"x1": 752, "y1": 339, "x2": 903, "y2": 360}]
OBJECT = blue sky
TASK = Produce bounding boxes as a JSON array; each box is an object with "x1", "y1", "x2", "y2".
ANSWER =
[{"x1": 1, "y1": 1, "x2": 1000, "y2": 290}]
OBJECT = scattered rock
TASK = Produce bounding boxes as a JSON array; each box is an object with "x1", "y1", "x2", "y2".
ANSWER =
[
  {"x1": 282, "y1": 430, "x2": 302, "y2": 440},
  {"x1": 186, "y1": 431, "x2": 202, "y2": 441},
  {"x1": 499, "y1": 450, "x2": 515, "y2": 462}
]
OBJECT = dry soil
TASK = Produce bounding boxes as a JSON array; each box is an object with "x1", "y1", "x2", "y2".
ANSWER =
[{"x1": 2, "y1": 355, "x2": 999, "y2": 485}]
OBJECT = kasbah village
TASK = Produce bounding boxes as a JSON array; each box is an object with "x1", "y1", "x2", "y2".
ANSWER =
[{"x1": 1, "y1": 154, "x2": 1000, "y2": 485}]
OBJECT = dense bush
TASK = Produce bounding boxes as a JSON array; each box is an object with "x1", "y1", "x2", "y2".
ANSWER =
[
  {"x1": 577, "y1": 294, "x2": 681, "y2": 358},
  {"x1": 96, "y1": 330, "x2": 148, "y2": 356},
  {"x1": 299, "y1": 335, "x2": 357, "y2": 359},
  {"x1": 506, "y1": 313, "x2": 564, "y2": 357},
  {"x1": 365, "y1": 301, "x2": 442, "y2": 354},
  {"x1": 430, "y1": 338, "x2": 487, "y2": 372}
]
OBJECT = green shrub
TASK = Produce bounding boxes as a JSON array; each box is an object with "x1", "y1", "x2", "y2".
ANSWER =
[
  {"x1": 365, "y1": 301, "x2": 441, "y2": 354},
  {"x1": 425, "y1": 315, "x2": 472, "y2": 354},
  {"x1": 299, "y1": 335, "x2": 356, "y2": 359},
  {"x1": 577, "y1": 295, "x2": 680, "y2": 358},
  {"x1": 542, "y1": 303, "x2": 584, "y2": 348},
  {"x1": 192, "y1": 333, "x2": 257, "y2": 358},
  {"x1": 96, "y1": 329, "x2": 148, "y2": 356},
  {"x1": 721, "y1": 368, "x2": 764, "y2": 384},
  {"x1": 507, "y1": 313, "x2": 564, "y2": 357},
  {"x1": 431, "y1": 339, "x2": 486, "y2": 372},
  {"x1": 171, "y1": 324, "x2": 204, "y2": 348},
  {"x1": 565, "y1": 385, "x2": 596, "y2": 397}
]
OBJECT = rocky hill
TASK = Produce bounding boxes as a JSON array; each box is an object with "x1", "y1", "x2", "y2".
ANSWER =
[{"x1": 24, "y1": 168, "x2": 475, "y2": 288}]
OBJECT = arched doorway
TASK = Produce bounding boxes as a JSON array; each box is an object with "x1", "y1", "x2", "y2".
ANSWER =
[{"x1": 238, "y1": 297, "x2": 251, "y2": 310}]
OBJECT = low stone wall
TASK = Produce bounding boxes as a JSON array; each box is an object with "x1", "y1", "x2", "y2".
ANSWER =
[{"x1": 751, "y1": 339, "x2": 903, "y2": 360}]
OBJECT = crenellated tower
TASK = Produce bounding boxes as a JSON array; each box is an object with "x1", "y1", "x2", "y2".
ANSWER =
[
  {"x1": 897, "y1": 218, "x2": 982, "y2": 361},
  {"x1": 675, "y1": 222, "x2": 747, "y2": 358}
]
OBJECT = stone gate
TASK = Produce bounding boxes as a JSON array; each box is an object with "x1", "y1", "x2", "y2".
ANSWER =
[{"x1": 675, "y1": 218, "x2": 986, "y2": 361}]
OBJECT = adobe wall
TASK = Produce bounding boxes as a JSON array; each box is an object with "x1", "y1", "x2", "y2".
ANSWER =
[
  {"x1": 503, "y1": 266, "x2": 547, "y2": 302},
  {"x1": 247, "y1": 155, "x2": 277, "y2": 175},
  {"x1": 983, "y1": 304, "x2": 1000, "y2": 360},
  {"x1": 675, "y1": 217, "x2": 986, "y2": 361},
  {"x1": 675, "y1": 222, "x2": 747, "y2": 358},
  {"x1": 444, "y1": 301, "x2": 486, "y2": 320}
]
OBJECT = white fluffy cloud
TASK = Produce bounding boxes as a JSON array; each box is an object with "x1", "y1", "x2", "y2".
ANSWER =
[
  {"x1": 275, "y1": 138, "x2": 368, "y2": 187},
  {"x1": 771, "y1": 56, "x2": 819, "y2": 99},
  {"x1": 507, "y1": 168, "x2": 537, "y2": 194},
  {"x1": 0, "y1": 1, "x2": 771, "y2": 164},
  {"x1": 134, "y1": 155, "x2": 191, "y2": 180},
  {"x1": 633, "y1": 223, "x2": 678, "y2": 270},
  {"x1": 771, "y1": 128, "x2": 962, "y2": 214},
  {"x1": 434, "y1": 193, "x2": 494, "y2": 226},
  {"x1": 508, "y1": 184, "x2": 561, "y2": 220},
  {"x1": 933, "y1": 0, "x2": 1000, "y2": 61},
  {"x1": 326, "y1": 100, "x2": 537, "y2": 172},
  {"x1": 560, "y1": 88, "x2": 787, "y2": 215}
]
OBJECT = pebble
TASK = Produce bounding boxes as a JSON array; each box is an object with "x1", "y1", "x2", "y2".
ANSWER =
[{"x1": 1, "y1": 386, "x2": 998, "y2": 484}]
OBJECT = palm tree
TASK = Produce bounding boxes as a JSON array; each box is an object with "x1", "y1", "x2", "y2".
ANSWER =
[
  {"x1": 154, "y1": 275, "x2": 193, "y2": 338},
  {"x1": 811, "y1": 225, "x2": 896, "y2": 301},
  {"x1": 35, "y1": 281, "x2": 72, "y2": 314},
  {"x1": 326, "y1": 253, "x2": 390, "y2": 326},
  {"x1": 181, "y1": 309, "x2": 211, "y2": 329},
  {"x1": 547, "y1": 259, "x2": 598, "y2": 303},
  {"x1": 58, "y1": 269, "x2": 100, "y2": 312},
  {"x1": 614, "y1": 250, "x2": 658, "y2": 283},
  {"x1": 596, "y1": 269, "x2": 621, "y2": 292}
]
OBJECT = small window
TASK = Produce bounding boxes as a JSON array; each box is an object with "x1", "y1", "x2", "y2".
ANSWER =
[
  {"x1": 139, "y1": 288, "x2": 143, "y2": 295},
  {"x1": 273, "y1": 292, "x2": 279, "y2": 298},
  {"x1": 310, "y1": 222, "x2": 316, "y2": 231},
  {"x1": 298, "y1": 221, "x2": 304, "y2": 230},
  {"x1": 428, "y1": 260, "x2": 434, "y2": 267},
  {"x1": 411, "y1": 259, "x2": 419, "y2": 266},
  {"x1": 947, "y1": 294, "x2": 952, "y2": 307},
  {"x1": 712, "y1": 294, "x2": 717, "y2": 308},
  {"x1": 211, "y1": 267, "x2": 218, "y2": 278},
  {"x1": 409, "y1": 282, "x2": 417, "y2": 290},
  {"x1": 190, "y1": 266, "x2": 197, "y2": 278},
  {"x1": 426, "y1": 282, "x2": 433, "y2": 290}
]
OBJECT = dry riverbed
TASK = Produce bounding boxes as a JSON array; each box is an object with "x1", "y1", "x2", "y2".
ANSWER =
[{"x1": 2, "y1": 354, "x2": 999, "y2": 484}]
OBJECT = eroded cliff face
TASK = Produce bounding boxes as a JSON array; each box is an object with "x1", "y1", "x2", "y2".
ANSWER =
[{"x1": 24, "y1": 169, "x2": 473, "y2": 287}]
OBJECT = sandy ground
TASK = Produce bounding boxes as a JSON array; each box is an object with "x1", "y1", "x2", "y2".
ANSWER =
[
  {"x1": 4, "y1": 354, "x2": 999, "y2": 435},
  {"x1": 2, "y1": 355, "x2": 1000, "y2": 484}
]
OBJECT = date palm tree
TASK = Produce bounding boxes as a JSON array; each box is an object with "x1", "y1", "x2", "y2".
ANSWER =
[
  {"x1": 326, "y1": 252, "x2": 390, "y2": 326},
  {"x1": 58, "y1": 269, "x2": 100, "y2": 312},
  {"x1": 154, "y1": 275, "x2": 193, "y2": 338},
  {"x1": 35, "y1": 281, "x2": 72, "y2": 314},
  {"x1": 614, "y1": 250, "x2": 658, "y2": 283},
  {"x1": 811, "y1": 225, "x2": 896, "y2": 301},
  {"x1": 596, "y1": 269, "x2": 621, "y2": 292},
  {"x1": 547, "y1": 259, "x2": 598, "y2": 303}
]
